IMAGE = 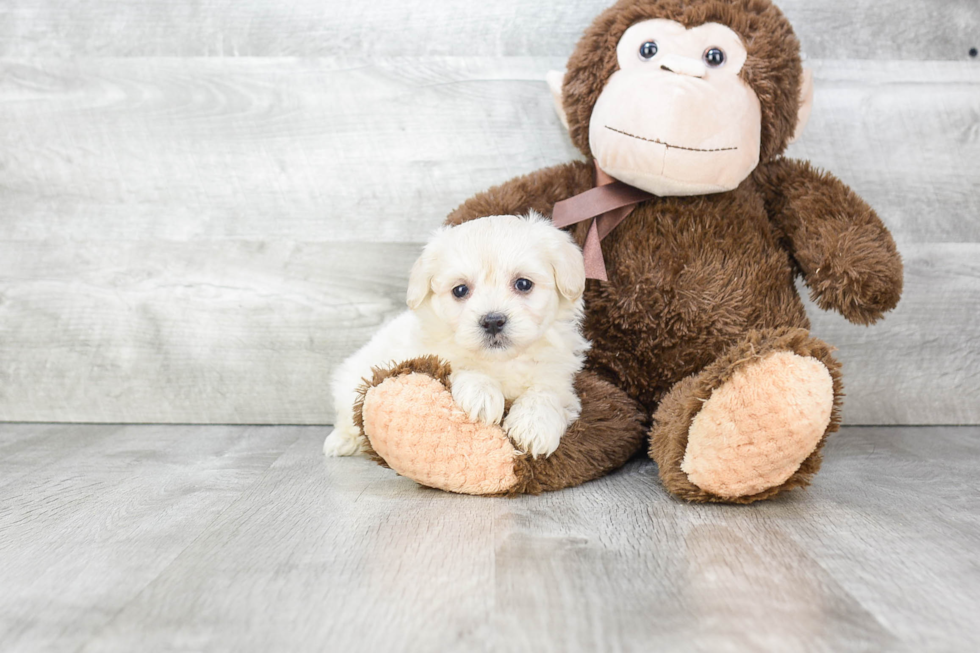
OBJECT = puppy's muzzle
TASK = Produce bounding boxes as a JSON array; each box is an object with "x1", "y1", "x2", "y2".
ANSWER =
[{"x1": 480, "y1": 312, "x2": 508, "y2": 336}]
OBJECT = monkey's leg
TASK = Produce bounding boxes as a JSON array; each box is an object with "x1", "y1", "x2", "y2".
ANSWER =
[
  {"x1": 354, "y1": 356, "x2": 645, "y2": 495},
  {"x1": 649, "y1": 328, "x2": 843, "y2": 504}
]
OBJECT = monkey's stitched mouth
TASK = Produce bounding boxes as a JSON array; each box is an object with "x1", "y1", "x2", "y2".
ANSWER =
[{"x1": 605, "y1": 126, "x2": 738, "y2": 152}]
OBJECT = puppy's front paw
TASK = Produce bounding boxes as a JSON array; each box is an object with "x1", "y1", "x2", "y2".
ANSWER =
[
  {"x1": 503, "y1": 392, "x2": 569, "y2": 458},
  {"x1": 450, "y1": 371, "x2": 505, "y2": 426},
  {"x1": 323, "y1": 423, "x2": 365, "y2": 457}
]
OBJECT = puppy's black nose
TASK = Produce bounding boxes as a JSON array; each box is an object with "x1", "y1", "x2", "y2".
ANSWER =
[{"x1": 480, "y1": 312, "x2": 507, "y2": 336}]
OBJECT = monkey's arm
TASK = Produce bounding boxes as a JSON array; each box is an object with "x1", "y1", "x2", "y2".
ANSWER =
[
  {"x1": 756, "y1": 158, "x2": 903, "y2": 325},
  {"x1": 446, "y1": 160, "x2": 594, "y2": 227}
]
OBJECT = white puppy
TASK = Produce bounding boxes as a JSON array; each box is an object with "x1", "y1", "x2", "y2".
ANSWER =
[{"x1": 324, "y1": 213, "x2": 589, "y2": 459}]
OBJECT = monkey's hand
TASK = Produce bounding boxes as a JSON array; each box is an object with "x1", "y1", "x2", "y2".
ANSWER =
[{"x1": 756, "y1": 158, "x2": 904, "y2": 325}]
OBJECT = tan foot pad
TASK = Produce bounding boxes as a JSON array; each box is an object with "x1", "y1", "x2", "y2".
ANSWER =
[
  {"x1": 682, "y1": 352, "x2": 835, "y2": 498},
  {"x1": 361, "y1": 373, "x2": 520, "y2": 495}
]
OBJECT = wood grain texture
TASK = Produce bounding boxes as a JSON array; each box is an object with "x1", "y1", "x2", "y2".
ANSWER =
[
  {"x1": 0, "y1": 240, "x2": 975, "y2": 425},
  {"x1": 0, "y1": 57, "x2": 576, "y2": 243},
  {"x1": 796, "y1": 60, "x2": 980, "y2": 244},
  {"x1": 1, "y1": 12, "x2": 978, "y2": 425},
  {"x1": 0, "y1": 424, "x2": 977, "y2": 652},
  {"x1": 1, "y1": 0, "x2": 977, "y2": 60},
  {"x1": 0, "y1": 241, "x2": 419, "y2": 423},
  {"x1": 0, "y1": 424, "x2": 304, "y2": 653},
  {"x1": 1, "y1": 59, "x2": 977, "y2": 244},
  {"x1": 805, "y1": 243, "x2": 980, "y2": 426}
]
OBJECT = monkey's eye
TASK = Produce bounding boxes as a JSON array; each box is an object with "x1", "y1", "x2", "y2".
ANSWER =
[
  {"x1": 638, "y1": 41, "x2": 659, "y2": 60},
  {"x1": 452, "y1": 284, "x2": 469, "y2": 299},
  {"x1": 514, "y1": 278, "x2": 534, "y2": 293},
  {"x1": 703, "y1": 47, "x2": 726, "y2": 67}
]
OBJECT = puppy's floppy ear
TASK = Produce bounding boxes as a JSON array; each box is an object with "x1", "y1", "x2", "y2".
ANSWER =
[
  {"x1": 549, "y1": 229, "x2": 586, "y2": 303},
  {"x1": 406, "y1": 244, "x2": 436, "y2": 310}
]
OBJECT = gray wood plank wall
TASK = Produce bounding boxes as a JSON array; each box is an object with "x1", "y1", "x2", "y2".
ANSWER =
[{"x1": 1, "y1": 1, "x2": 978, "y2": 425}]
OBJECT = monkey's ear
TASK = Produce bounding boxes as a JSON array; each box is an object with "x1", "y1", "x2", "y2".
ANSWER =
[
  {"x1": 789, "y1": 67, "x2": 815, "y2": 144},
  {"x1": 546, "y1": 70, "x2": 570, "y2": 131}
]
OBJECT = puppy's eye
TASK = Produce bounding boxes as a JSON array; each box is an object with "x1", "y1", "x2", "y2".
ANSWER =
[
  {"x1": 514, "y1": 278, "x2": 533, "y2": 293},
  {"x1": 452, "y1": 284, "x2": 469, "y2": 299},
  {"x1": 638, "y1": 41, "x2": 659, "y2": 60},
  {"x1": 703, "y1": 47, "x2": 726, "y2": 67}
]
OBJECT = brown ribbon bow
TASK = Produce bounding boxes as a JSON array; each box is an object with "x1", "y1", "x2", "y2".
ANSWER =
[{"x1": 552, "y1": 164, "x2": 654, "y2": 281}]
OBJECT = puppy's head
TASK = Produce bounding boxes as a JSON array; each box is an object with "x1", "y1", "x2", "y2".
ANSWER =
[{"x1": 407, "y1": 213, "x2": 585, "y2": 359}]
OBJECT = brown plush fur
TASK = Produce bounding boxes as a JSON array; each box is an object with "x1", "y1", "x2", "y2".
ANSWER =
[
  {"x1": 509, "y1": 371, "x2": 647, "y2": 495},
  {"x1": 445, "y1": 162, "x2": 595, "y2": 228},
  {"x1": 755, "y1": 159, "x2": 904, "y2": 325},
  {"x1": 563, "y1": 0, "x2": 804, "y2": 163},
  {"x1": 648, "y1": 328, "x2": 843, "y2": 503},
  {"x1": 440, "y1": 0, "x2": 903, "y2": 502},
  {"x1": 353, "y1": 356, "x2": 646, "y2": 495},
  {"x1": 450, "y1": 160, "x2": 899, "y2": 417}
]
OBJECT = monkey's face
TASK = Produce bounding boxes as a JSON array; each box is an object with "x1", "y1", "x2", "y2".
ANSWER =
[{"x1": 588, "y1": 19, "x2": 762, "y2": 196}]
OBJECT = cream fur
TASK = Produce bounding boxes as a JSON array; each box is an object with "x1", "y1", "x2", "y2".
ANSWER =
[{"x1": 324, "y1": 213, "x2": 589, "y2": 459}]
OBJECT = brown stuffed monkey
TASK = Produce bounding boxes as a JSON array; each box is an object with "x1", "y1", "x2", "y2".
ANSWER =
[{"x1": 352, "y1": 0, "x2": 903, "y2": 503}]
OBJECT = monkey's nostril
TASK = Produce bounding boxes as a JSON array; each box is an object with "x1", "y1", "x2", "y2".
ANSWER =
[
  {"x1": 658, "y1": 56, "x2": 706, "y2": 78},
  {"x1": 480, "y1": 312, "x2": 508, "y2": 336}
]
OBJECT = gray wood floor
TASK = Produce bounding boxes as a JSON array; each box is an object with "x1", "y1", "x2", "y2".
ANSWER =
[{"x1": 1, "y1": 424, "x2": 977, "y2": 652}]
